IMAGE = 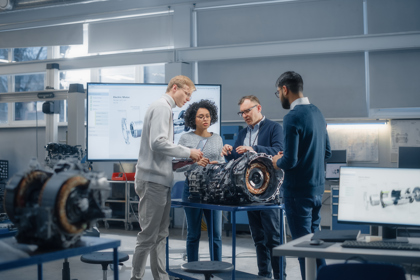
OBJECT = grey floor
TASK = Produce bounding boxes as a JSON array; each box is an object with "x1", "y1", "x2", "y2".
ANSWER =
[{"x1": 0, "y1": 224, "x2": 419, "y2": 280}]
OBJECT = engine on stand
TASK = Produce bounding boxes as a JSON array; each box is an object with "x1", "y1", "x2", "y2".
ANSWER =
[
  {"x1": 4, "y1": 159, "x2": 111, "y2": 249},
  {"x1": 44, "y1": 143, "x2": 86, "y2": 169},
  {"x1": 186, "y1": 152, "x2": 284, "y2": 205}
]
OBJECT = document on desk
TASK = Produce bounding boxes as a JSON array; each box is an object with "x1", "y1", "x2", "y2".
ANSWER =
[{"x1": 311, "y1": 229, "x2": 361, "y2": 242}]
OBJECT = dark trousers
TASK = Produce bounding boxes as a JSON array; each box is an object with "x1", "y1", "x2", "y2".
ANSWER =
[
  {"x1": 248, "y1": 209, "x2": 286, "y2": 279},
  {"x1": 284, "y1": 195, "x2": 325, "y2": 280}
]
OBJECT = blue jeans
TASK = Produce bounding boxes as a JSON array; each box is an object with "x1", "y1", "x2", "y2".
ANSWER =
[
  {"x1": 284, "y1": 195, "x2": 326, "y2": 280},
  {"x1": 182, "y1": 180, "x2": 222, "y2": 262},
  {"x1": 248, "y1": 209, "x2": 286, "y2": 280}
]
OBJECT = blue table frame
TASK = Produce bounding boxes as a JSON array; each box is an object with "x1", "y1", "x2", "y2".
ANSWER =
[
  {"x1": 0, "y1": 236, "x2": 121, "y2": 280},
  {"x1": 167, "y1": 199, "x2": 284, "y2": 280}
]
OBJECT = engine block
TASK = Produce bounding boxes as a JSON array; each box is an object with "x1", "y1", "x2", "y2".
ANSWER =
[
  {"x1": 186, "y1": 152, "x2": 283, "y2": 204},
  {"x1": 4, "y1": 159, "x2": 111, "y2": 249}
]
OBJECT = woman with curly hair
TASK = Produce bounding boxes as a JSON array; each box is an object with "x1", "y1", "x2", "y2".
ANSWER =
[{"x1": 175, "y1": 99, "x2": 225, "y2": 262}]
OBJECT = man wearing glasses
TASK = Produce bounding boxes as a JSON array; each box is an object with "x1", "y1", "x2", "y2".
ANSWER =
[
  {"x1": 221, "y1": 95, "x2": 285, "y2": 280},
  {"x1": 272, "y1": 71, "x2": 331, "y2": 280}
]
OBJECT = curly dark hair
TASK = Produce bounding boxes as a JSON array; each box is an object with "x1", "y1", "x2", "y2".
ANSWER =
[{"x1": 184, "y1": 99, "x2": 219, "y2": 130}]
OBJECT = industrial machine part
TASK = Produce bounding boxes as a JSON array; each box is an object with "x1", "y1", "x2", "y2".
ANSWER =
[
  {"x1": 4, "y1": 159, "x2": 111, "y2": 249},
  {"x1": 369, "y1": 187, "x2": 420, "y2": 208},
  {"x1": 130, "y1": 120, "x2": 143, "y2": 138},
  {"x1": 121, "y1": 118, "x2": 143, "y2": 145},
  {"x1": 186, "y1": 152, "x2": 283, "y2": 204},
  {"x1": 45, "y1": 143, "x2": 84, "y2": 169},
  {"x1": 121, "y1": 118, "x2": 130, "y2": 144}
]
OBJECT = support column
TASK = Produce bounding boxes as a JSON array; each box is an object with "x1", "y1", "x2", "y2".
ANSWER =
[
  {"x1": 67, "y1": 84, "x2": 85, "y2": 149},
  {"x1": 45, "y1": 63, "x2": 59, "y2": 144}
]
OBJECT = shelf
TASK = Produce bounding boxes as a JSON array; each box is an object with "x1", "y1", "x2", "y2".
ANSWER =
[{"x1": 102, "y1": 180, "x2": 139, "y2": 230}]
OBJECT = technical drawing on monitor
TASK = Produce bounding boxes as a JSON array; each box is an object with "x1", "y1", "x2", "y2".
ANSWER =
[
  {"x1": 325, "y1": 163, "x2": 346, "y2": 180},
  {"x1": 86, "y1": 83, "x2": 221, "y2": 161},
  {"x1": 325, "y1": 150, "x2": 347, "y2": 180},
  {"x1": 338, "y1": 167, "x2": 420, "y2": 240}
]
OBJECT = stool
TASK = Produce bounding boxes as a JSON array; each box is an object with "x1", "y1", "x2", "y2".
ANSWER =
[
  {"x1": 181, "y1": 261, "x2": 234, "y2": 280},
  {"x1": 80, "y1": 252, "x2": 129, "y2": 280}
]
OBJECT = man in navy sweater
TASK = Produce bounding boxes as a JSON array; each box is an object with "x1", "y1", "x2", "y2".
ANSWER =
[
  {"x1": 222, "y1": 95, "x2": 285, "y2": 280},
  {"x1": 272, "y1": 71, "x2": 331, "y2": 280}
]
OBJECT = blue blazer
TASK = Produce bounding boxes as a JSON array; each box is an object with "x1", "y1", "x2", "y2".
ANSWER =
[{"x1": 225, "y1": 118, "x2": 283, "y2": 161}]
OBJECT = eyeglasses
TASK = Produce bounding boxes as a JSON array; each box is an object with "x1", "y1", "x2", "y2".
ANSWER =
[
  {"x1": 196, "y1": 115, "x2": 211, "y2": 120},
  {"x1": 237, "y1": 105, "x2": 257, "y2": 117},
  {"x1": 274, "y1": 91, "x2": 280, "y2": 98},
  {"x1": 183, "y1": 89, "x2": 192, "y2": 98},
  {"x1": 178, "y1": 86, "x2": 192, "y2": 98}
]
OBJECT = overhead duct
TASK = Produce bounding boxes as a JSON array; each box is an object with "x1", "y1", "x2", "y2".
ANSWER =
[{"x1": 0, "y1": 0, "x2": 106, "y2": 11}]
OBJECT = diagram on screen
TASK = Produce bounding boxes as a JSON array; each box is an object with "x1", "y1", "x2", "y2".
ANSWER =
[
  {"x1": 173, "y1": 110, "x2": 190, "y2": 134},
  {"x1": 121, "y1": 117, "x2": 143, "y2": 145},
  {"x1": 367, "y1": 187, "x2": 420, "y2": 208},
  {"x1": 121, "y1": 110, "x2": 190, "y2": 145}
]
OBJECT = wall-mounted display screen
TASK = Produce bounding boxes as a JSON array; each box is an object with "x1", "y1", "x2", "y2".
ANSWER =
[{"x1": 87, "y1": 83, "x2": 221, "y2": 161}]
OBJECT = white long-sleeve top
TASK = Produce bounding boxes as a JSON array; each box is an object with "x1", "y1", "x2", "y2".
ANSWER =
[{"x1": 135, "y1": 94, "x2": 190, "y2": 187}]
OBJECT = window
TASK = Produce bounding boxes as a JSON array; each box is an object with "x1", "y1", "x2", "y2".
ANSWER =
[
  {"x1": 14, "y1": 73, "x2": 45, "y2": 121},
  {"x1": 60, "y1": 69, "x2": 91, "y2": 90},
  {"x1": 99, "y1": 66, "x2": 136, "y2": 83},
  {"x1": 0, "y1": 49, "x2": 8, "y2": 63},
  {"x1": 0, "y1": 76, "x2": 7, "y2": 123},
  {"x1": 13, "y1": 47, "x2": 47, "y2": 62},
  {"x1": 144, "y1": 64, "x2": 165, "y2": 83}
]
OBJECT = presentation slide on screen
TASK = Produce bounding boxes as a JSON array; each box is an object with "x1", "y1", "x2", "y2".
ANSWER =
[
  {"x1": 338, "y1": 167, "x2": 420, "y2": 227},
  {"x1": 87, "y1": 83, "x2": 221, "y2": 161}
]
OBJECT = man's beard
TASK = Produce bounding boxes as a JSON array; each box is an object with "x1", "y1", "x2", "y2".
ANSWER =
[{"x1": 281, "y1": 95, "x2": 290, "y2": 109}]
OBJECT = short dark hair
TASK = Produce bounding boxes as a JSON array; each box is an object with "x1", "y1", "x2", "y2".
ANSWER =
[
  {"x1": 184, "y1": 99, "x2": 218, "y2": 130},
  {"x1": 275, "y1": 71, "x2": 303, "y2": 94}
]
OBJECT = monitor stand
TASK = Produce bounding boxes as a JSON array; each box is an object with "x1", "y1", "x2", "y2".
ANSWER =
[{"x1": 382, "y1": 226, "x2": 408, "y2": 243}]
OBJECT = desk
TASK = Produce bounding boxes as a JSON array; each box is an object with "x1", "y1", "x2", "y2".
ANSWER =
[
  {"x1": 273, "y1": 233, "x2": 420, "y2": 280},
  {"x1": 167, "y1": 199, "x2": 285, "y2": 280},
  {"x1": 0, "y1": 236, "x2": 121, "y2": 280}
]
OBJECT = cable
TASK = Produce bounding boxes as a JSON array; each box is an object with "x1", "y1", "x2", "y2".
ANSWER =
[{"x1": 119, "y1": 161, "x2": 139, "y2": 225}]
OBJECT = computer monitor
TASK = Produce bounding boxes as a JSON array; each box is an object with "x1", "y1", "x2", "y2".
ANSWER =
[
  {"x1": 325, "y1": 163, "x2": 346, "y2": 180},
  {"x1": 326, "y1": 149, "x2": 347, "y2": 163},
  {"x1": 399, "y1": 146, "x2": 420, "y2": 169},
  {"x1": 338, "y1": 166, "x2": 420, "y2": 240},
  {"x1": 86, "y1": 83, "x2": 222, "y2": 161}
]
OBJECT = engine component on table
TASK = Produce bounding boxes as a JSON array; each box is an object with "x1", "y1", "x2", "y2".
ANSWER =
[
  {"x1": 4, "y1": 159, "x2": 111, "y2": 249},
  {"x1": 44, "y1": 143, "x2": 85, "y2": 169},
  {"x1": 369, "y1": 187, "x2": 420, "y2": 208},
  {"x1": 186, "y1": 152, "x2": 283, "y2": 204}
]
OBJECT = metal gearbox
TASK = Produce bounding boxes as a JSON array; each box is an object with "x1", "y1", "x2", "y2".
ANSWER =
[{"x1": 186, "y1": 152, "x2": 283, "y2": 205}]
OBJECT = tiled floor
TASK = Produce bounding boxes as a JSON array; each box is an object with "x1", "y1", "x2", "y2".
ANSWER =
[{"x1": 0, "y1": 225, "x2": 419, "y2": 280}]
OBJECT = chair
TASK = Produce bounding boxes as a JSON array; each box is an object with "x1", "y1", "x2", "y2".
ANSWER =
[
  {"x1": 181, "y1": 261, "x2": 234, "y2": 280},
  {"x1": 80, "y1": 252, "x2": 129, "y2": 280},
  {"x1": 169, "y1": 181, "x2": 187, "y2": 260},
  {"x1": 170, "y1": 181, "x2": 186, "y2": 236},
  {"x1": 316, "y1": 262, "x2": 406, "y2": 280}
]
